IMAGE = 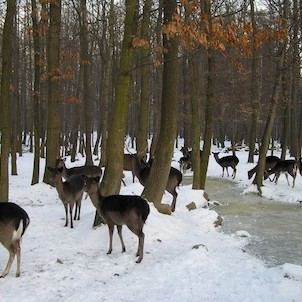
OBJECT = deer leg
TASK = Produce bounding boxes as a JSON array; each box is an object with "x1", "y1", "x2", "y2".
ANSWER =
[
  {"x1": 171, "y1": 191, "x2": 177, "y2": 212},
  {"x1": 13, "y1": 240, "x2": 21, "y2": 277},
  {"x1": 128, "y1": 225, "x2": 144, "y2": 263},
  {"x1": 63, "y1": 203, "x2": 68, "y2": 227},
  {"x1": 74, "y1": 203, "x2": 78, "y2": 221},
  {"x1": 287, "y1": 171, "x2": 296, "y2": 188},
  {"x1": 284, "y1": 173, "x2": 290, "y2": 186},
  {"x1": 69, "y1": 203, "x2": 74, "y2": 228},
  {"x1": 117, "y1": 225, "x2": 126, "y2": 253},
  {"x1": 1, "y1": 247, "x2": 15, "y2": 278},
  {"x1": 232, "y1": 167, "x2": 237, "y2": 179},
  {"x1": 107, "y1": 224, "x2": 114, "y2": 254},
  {"x1": 74, "y1": 198, "x2": 81, "y2": 220}
]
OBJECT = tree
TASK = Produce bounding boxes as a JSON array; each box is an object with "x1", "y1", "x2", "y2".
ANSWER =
[
  {"x1": 247, "y1": 0, "x2": 260, "y2": 163},
  {"x1": 136, "y1": 0, "x2": 152, "y2": 154},
  {"x1": 31, "y1": 0, "x2": 42, "y2": 185},
  {"x1": 199, "y1": 0, "x2": 216, "y2": 190},
  {"x1": 142, "y1": 0, "x2": 179, "y2": 214},
  {"x1": 43, "y1": 0, "x2": 62, "y2": 185},
  {"x1": 79, "y1": 0, "x2": 93, "y2": 165},
  {"x1": 99, "y1": 0, "x2": 138, "y2": 196},
  {"x1": 253, "y1": 0, "x2": 289, "y2": 193},
  {"x1": 0, "y1": 0, "x2": 17, "y2": 202}
]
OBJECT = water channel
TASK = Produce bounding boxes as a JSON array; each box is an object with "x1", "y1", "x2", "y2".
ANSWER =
[{"x1": 183, "y1": 176, "x2": 302, "y2": 267}]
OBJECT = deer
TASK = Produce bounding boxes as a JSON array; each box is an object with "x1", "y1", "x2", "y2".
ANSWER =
[
  {"x1": 179, "y1": 153, "x2": 191, "y2": 174},
  {"x1": 123, "y1": 154, "x2": 136, "y2": 183},
  {"x1": 83, "y1": 176, "x2": 150, "y2": 263},
  {"x1": 264, "y1": 159, "x2": 298, "y2": 188},
  {"x1": 248, "y1": 155, "x2": 280, "y2": 180},
  {"x1": 0, "y1": 202, "x2": 30, "y2": 278},
  {"x1": 55, "y1": 158, "x2": 102, "y2": 180},
  {"x1": 179, "y1": 148, "x2": 203, "y2": 173},
  {"x1": 132, "y1": 151, "x2": 182, "y2": 212},
  {"x1": 212, "y1": 151, "x2": 239, "y2": 179},
  {"x1": 47, "y1": 166, "x2": 84, "y2": 228}
]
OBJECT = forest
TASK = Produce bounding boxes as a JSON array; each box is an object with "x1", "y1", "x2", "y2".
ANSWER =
[{"x1": 0, "y1": 0, "x2": 301, "y2": 212}]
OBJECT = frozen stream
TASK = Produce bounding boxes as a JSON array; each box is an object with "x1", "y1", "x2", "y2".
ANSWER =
[{"x1": 183, "y1": 176, "x2": 302, "y2": 267}]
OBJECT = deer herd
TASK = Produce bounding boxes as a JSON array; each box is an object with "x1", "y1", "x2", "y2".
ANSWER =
[{"x1": 1, "y1": 147, "x2": 302, "y2": 277}]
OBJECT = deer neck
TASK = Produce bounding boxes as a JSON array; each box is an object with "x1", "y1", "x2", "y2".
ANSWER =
[
  {"x1": 54, "y1": 176, "x2": 65, "y2": 196},
  {"x1": 88, "y1": 187, "x2": 102, "y2": 212}
]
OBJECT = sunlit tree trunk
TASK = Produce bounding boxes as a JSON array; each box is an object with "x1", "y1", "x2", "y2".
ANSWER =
[
  {"x1": 142, "y1": 0, "x2": 179, "y2": 214},
  {"x1": 100, "y1": 0, "x2": 138, "y2": 196}
]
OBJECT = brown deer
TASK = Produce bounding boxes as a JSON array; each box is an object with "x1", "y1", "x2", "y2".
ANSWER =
[
  {"x1": 0, "y1": 202, "x2": 30, "y2": 278},
  {"x1": 83, "y1": 176, "x2": 150, "y2": 263},
  {"x1": 123, "y1": 154, "x2": 136, "y2": 183},
  {"x1": 55, "y1": 158, "x2": 102, "y2": 180},
  {"x1": 264, "y1": 159, "x2": 298, "y2": 188},
  {"x1": 47, "y1": 166, "x2": 84, "y2": 228},
  {"x1": 248, "y1": 155, "x2": 280, "y2": 180},
  {"x1": 212, "y1": 152, "x2": 239, "y2": 179},
  {"x1": 132, "y1": 152, "x2": 182, "y2": 212}
]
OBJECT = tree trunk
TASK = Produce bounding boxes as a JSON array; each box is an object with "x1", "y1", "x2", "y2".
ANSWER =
[
  {"x1": 31, "y1": 0, "x2": 41, "y2": 185},
  {"x1": 99, "y1": 0, "x2": 138, "y2": 196},
  {"x1": 43, "y1": 0, "x2": 62, "y2": 185},
  {"x1": 247, "y1": 0, "x2": 260, "y2": 163},
  {"x1": 0, "y1": 0, "x2": 16, "y2": 202},
  {"x1": 80, "y1": 0, "x2": 93, "y2": 165},
  {"x1": 189, "y1": 52, "x2": 201, "y2": 189},
  {"x1": 253, "y1": 0, "x2": 289, "y2": 193},
  {"x1": 142, "y1": 0, "x2": 179, "y2": 214},
  {"x1": 136, "y1": 0, "x2": 152, "y2": 154}
]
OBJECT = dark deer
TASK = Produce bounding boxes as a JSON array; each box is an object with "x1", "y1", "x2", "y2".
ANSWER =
[
  {"x1": 0, "y1": 202, "x2": 30, "y2": 278},
  {"x1": 132, "y1": 152, "x2": 182, "y2": 212},
  {"x1": 55, "y1": 158, "x2": 102, "y2": 180},
  {"x1": 212, "y1": 152, "x2": 239, "y2": 179},
  {"x1": 264, "y1": 159, "x2": 298, "y2": 188},
  {"x1": 47, "y1": 166, "x2": 84, "y2": 228},
  {"x1": 83, "y1": 176, "x2": 150, "y2": 263},
  {"x1": 179, "y1": 153, "x2": 191, "y2": 174},
  {"x1": 248, "y1": 155, "x2": 280, "y2": 180},
  {"x1": 180, "y1": 149, "x2": 203, "y2": 173}
]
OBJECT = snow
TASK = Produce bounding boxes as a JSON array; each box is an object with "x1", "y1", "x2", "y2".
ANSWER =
[{"x1": 1, "y1": 143, "x2": 302, "y2": 302}]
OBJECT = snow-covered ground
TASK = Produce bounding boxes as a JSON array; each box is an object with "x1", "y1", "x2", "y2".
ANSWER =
[{"x1": 1, "y1": 142, "x2": 302, "y2": 302}]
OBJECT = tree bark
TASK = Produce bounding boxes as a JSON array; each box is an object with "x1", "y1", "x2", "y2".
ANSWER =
[
  {"x1": 31, "y1": 0, "x2": 41, "y2": 185},
  {"x1": 253, "y1": 0, "x2": 289, "y2": 193},
  {"x1": 43, "y1": 0, "x2": 62, "y2": 185},
  {"x1": 100, "y1": 0, "x2": 138, "y2": 196},
  {"x1": 80, "y1": 0, "x2": 93, "y2": 165},
  {"x1": 247, "y1": 0, "x2": 260, "y2": 163},
  {"x1": 142, "y1": 0, "x2": 179, "y2": 214},
  {"x1": 0, "y1": 0, "x2": 16, "y2": 202},
  {"x1": 136, "y1": 0, "x2": 152, "y2": 154}
]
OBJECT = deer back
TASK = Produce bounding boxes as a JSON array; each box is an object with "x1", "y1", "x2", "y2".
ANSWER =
[
  {"x1": 47, "y1": 167, "x2": 84, "y2": 202},
  {"x1": 101, "y1": 195, "x2": 150, "y2": 225},
  {"x1": 0, "y1": 203, "x2": 30, "y2": 237}
]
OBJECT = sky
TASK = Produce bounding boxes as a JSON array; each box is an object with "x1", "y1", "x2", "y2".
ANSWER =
[{"x1": 1, "y1": 140, "x2": 302, "y2": 302}]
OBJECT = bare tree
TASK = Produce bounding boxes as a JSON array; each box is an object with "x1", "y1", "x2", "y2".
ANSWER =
[{"x1": 0, "y1": 0, "x2": 17, "y2": 202}]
